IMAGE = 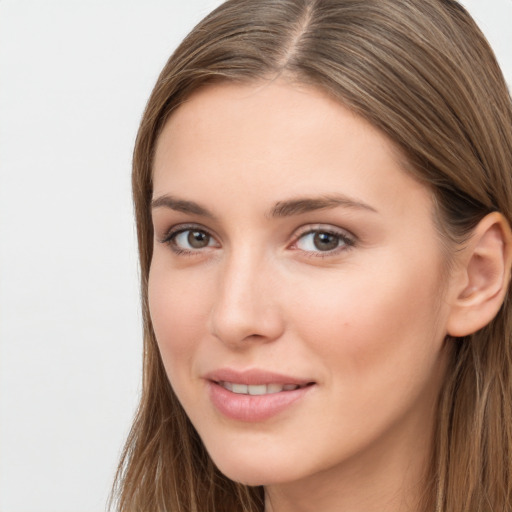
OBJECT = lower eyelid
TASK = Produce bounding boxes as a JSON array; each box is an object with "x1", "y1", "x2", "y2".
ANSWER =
[
  {"x1": 159, "y1": 224, "x2": 354, "y2": 255},
  {"x1": 291, "y1": 228, "x2": 356, "y2": 255},
  {"x1": 160, "y1": 224, "x2": 209, "y2": 243},
  {"x1": 161, "y1": 226, "x2": 220, "y2": 255}
]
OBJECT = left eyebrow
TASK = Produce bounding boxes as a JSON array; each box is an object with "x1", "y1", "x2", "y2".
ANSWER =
[{"x1": 269, "y1": 194, "x2": 378, "y2": 217}]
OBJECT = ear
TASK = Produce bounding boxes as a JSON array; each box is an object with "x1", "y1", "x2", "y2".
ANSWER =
[{"x1": 446, "y1": 212, "x2": 512, "y2": 337}]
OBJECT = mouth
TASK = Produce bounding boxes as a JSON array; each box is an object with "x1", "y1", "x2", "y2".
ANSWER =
[
  {"x1": 204, "y1": 369, "x2": 315, "y2": 421},
  {"x1": 216, "y1": 381, "x2": 312, "y2": 395}
]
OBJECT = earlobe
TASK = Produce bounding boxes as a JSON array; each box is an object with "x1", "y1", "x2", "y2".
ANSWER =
[{"x1": 446, "y1": 212, "x2": 512, "y2": 338}]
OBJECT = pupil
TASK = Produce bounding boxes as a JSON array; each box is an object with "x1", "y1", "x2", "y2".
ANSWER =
[
  {"x1": 313, "y1": 232, "x2": 339, "y2": 251},
  {"x1": 188, "y1": 230, "x2": 209, "y2": 248}
]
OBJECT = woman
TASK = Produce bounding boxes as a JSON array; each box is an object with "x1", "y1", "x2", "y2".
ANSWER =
[{"x1": 112, "y1": 0, "x2": 512, "y2": 510}]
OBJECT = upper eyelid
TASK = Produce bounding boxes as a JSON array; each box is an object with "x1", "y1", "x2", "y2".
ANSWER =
[
  {"x1": 158, "y1": 222, "x2": 356, "y2": 249},
  {"x1": 289, "y1": 224, "x2": 357, "y2": 256},
  {"x1": 160, "y1": 225, "x2": 220, "y2": 256},
  {"x1": 160, "y1": 223, "x2": 217, "y2": 243},
  {"x1": 291, "y1": 223, "x2": 356, "y2": 240}
]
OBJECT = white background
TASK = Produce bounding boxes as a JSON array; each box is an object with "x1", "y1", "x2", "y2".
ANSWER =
[{"x1": 0, "y1": 1, "x2": 510, "y2": 511}]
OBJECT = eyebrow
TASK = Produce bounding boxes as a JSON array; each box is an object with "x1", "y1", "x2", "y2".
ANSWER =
[
  {"x1": 151, "y1": 193, "x2": 377, "y2": 218},
  {"x1": 270, "y1": 195, "x2": 378, "y2": 217},
  {"x1": 151, "y1": 195, "x2": 216, "y2": 218}
]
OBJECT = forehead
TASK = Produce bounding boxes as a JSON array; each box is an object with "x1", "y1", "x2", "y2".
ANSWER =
[
  {"x1": 152, "y1": 80, "x2": 430, "y2": 219},
  {"x1": 157, "y1": 80, "x2": 389, "y2": 149}
]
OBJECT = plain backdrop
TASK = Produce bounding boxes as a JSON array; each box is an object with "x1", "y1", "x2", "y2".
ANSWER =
[{"x1": 0, "y1": 1, "x2": 510, "y2": 511}]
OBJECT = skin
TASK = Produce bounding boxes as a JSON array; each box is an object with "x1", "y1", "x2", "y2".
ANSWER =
[{"x1": 149, "y1": 81, "x2": 458, "y2": 512}]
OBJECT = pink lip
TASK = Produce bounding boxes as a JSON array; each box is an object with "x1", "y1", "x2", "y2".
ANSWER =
[
  {"x1": 204, "y1": 368, "x2": 313, "y2": 386},
  {"x1": 204, "y1": 368, "x2": 315, "y2": 422}
]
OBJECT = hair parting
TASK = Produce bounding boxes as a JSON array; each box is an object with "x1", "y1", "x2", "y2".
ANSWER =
[{"x1": 111, "y1": 1, "x2": 512, "y2": 510}]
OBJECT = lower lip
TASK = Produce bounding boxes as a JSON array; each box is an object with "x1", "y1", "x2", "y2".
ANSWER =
[{"x1": 207, "y1": 381, "x2": 313, "y2": 422}]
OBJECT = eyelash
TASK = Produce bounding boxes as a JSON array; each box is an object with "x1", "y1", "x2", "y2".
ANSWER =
[
  {"x1": 291, "y1": 226, "x2": 356, "y2": 258},
  {"x1": 161, "y1": 224, "x2": 218, "y2": 256},
  {"x1": 160, "y1": 224, "x2": 356, "y2": 258}
]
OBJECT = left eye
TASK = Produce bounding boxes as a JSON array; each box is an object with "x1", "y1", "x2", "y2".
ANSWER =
[
  {"x1": 171, "y1": 229, "x2": 216, "y2": 251},
  {"x1": 295, "y1": 230, "x2": 352, "y2": 252}
]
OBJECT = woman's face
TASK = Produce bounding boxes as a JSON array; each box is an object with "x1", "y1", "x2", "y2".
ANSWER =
[{"x1": 149, "y1": 81, "x2": 455, "y2": 491}]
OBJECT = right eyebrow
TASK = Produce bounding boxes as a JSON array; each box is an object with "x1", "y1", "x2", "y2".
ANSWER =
[{"x1": 151, "y1": 195, "x2": 216, "y2": 219}]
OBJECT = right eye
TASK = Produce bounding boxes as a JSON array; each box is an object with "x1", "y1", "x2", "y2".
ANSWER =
[{"x1": 163, "y1": 227, "x2": 219, "y2": 254}]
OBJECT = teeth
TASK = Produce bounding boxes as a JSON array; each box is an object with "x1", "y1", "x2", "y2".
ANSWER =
[
  {"x1": 219, "y1": 382, "x2": 302, "y2": 395},
  {"x1": 248, "y1": 384, "x2": 267, "y2": 396},
  {"x1": 267, "y1": 383, "x2": 284, "y2": 394},
  {"x1": 232, "y1": 383, "x2": 248, "y2": 394}
]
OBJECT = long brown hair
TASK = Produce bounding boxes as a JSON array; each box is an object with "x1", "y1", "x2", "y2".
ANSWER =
[{"x1": 111, "y1": 1, "x2": 512, "y2": 510}]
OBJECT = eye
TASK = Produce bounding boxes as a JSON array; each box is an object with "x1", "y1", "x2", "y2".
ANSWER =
[
  {"x1": 294, "y1": 228, "x2": 355, "y2": 254},
  {"x1": 162, "y1": 226, "x2": 219, "y2": 254}
]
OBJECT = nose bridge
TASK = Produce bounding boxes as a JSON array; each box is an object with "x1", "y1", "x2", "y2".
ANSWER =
[{"x1": 210, "y1": 245, "x2": 283, "y2": 346}]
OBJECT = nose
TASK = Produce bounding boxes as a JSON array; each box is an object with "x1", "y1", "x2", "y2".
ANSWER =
[{"x1": 209, "y1": 250, "x2": 285, "y2": 348}]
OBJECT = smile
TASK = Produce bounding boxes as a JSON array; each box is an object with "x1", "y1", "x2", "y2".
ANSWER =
[
  {"x1": 218, "y1": 381, "x2": 306, "y2": 395},
  {"x1": 207, "y1": 377, "x2": 315, "y2": 422}
]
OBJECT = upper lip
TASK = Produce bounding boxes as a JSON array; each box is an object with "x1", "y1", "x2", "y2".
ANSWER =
[{"x1": 203, "y1": 368, "x2": 314, "y2": 386}]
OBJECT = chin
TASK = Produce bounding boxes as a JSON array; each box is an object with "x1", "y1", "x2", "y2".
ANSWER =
[
  {"x1": 216, "y1": 464, "x2": 286, "y2": 487},
  {"x1": 208, "y1": 448, "x2": 306, "y2": 487}
]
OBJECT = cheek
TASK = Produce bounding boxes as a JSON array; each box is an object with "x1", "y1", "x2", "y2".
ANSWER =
[
  {"x1": 148, "y1": 260, "x2": 213, "y2": 373},
  {"x1": 288, "y1": 254, "x2": 447, "y2": 386}
]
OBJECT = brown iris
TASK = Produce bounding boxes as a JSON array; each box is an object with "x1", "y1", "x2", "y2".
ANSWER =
[
  {"x1": 187, "y1": 230, "x2": 210, "y2": 248},
  {"x1": 313, "y1": 232, "x2": 340, "y2": 251}
]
